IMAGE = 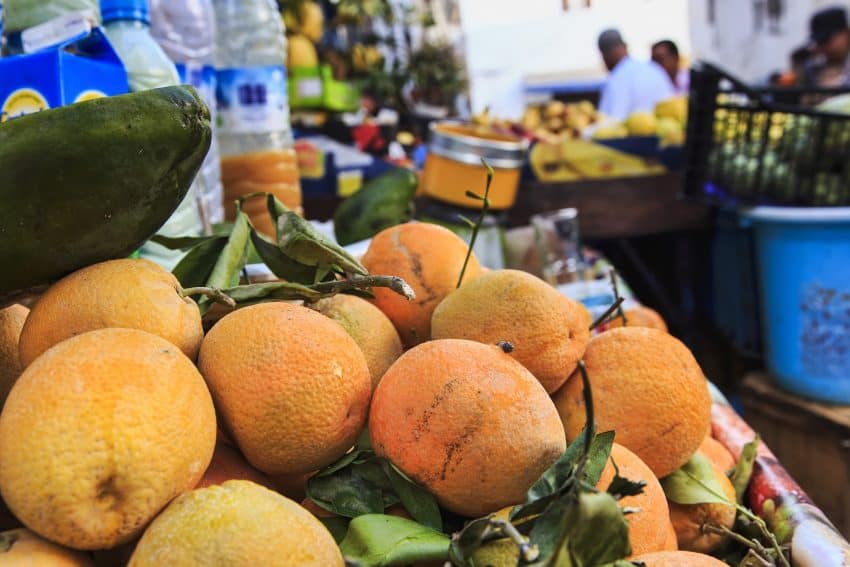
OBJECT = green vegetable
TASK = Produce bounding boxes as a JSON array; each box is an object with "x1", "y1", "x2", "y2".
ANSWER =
[
  {"x1": 333, "y1": 169, "x2": 418, "y2": 246},
  {"x1": 0, "y1": 86, "x2": 211, "y2": 295}
]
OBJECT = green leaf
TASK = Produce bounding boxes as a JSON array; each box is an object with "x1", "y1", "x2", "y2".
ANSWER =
[
  {"x1": 546, "y1": 492, "x2": 631, "y2": 567},
  {"x1": 732, "y1": 435, "x2": 759, "y2": 504},
  {"x1": 150, "y1": 234, "x2": 219, "y2": 250},
  {"x1": 353, "y1": 461, "x2": 395, "y2": 492},
  {"x1": 171, "y1": 237, "x2": 227, "y2": 289},
  {"x1": 250, "y1": 229, "x2": 321, "y2": 284},
  {"x1": 306, "y1": 467, "x2": 386, "y2": 518},
  {"x1": 319, "y1": 516, "x2": 351, "y2": 544},
  {"x1": 278, "y1": 211, "x2": 367, "y2": 275},
  {"x1": 661, "y1": 452, "x2": 732, "y2": 505},
  {"x1": 221, "y1": 281, "x2": 323, "y2": 303},
  {"x1": 447, "y1": 515, "x2": 505, "y2": 567},
  {"x1": 384, "y1": 462, "x2": 443, "y2": 531},
  {"x1": 581, "y1": 430, "x2": 615, "y2": 486},
  {"x1": 339, "y1": 514, "x2": 450, "y2": 567},
  {"x1": 199, "y1": 210, "x2": 252, "y2": 316}
]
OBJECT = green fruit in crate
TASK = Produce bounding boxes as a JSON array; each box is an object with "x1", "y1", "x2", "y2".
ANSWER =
[
  {"x1": 0, "y1": 86, "x2": 211, "y2": 295},
  {"x1": 333, "y1": 169, "x2": 418, "y2": 246}
]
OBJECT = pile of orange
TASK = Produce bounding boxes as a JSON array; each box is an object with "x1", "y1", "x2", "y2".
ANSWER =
[{"x1": 0, "y1": 219, "x2": 742, "y2": 565}]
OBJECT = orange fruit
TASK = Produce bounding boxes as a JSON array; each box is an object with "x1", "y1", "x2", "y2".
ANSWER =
[
  {"x1": 0, "y1": 304, "x2": 28, "y2": 408},
  {"x1": 0, "y1": 328, "x2": 216, "y2": 550},
  {"x1": 431, "y1": 269, "x2": 591, "y2": 393},
  {"x1": 596, "y1": 443, "x2": 670, "y2": 557},
  {"x1": 664, "y1": 521, "x2": 679, "y2": 550},
  {"x1": 128, "y1": 480, "x2": 343, "y2": 567},
  {"x1": 602, "y1": 305, "x2": 668, "y2": 332},
  {"x1": 314, "y1": 294, "x2": 403, "y2": 389},
  {"x1": 361, "y1": 222, "x2": 482, "y2": 347},
  {"x1": 19, "y1": 259, "x2": 202, "y2": 367},
  {"x1": 698, "y1": 436, "x2": 736, "y2": 473},
  {"x1": 0, "y1": 528, "x2": 94, "y2": 566},
  {"x1": 553, "y1": 327, "x2": 711, "y2": 478},
  {"x1": 369, "y1": 339, "x2": 566, "y2": 517},
  {"x1": 198, "y1": 302, "x2": 371, "y2": 476},
  {"x1": 630, "y1": 550, "x2": 728, "y2": 566},
  {"x1": 196, "y1": 443, "x2": 276, "y2": 490},
  {"x1": 668, "y1": 462, "x2": 737, "y2": 553}
]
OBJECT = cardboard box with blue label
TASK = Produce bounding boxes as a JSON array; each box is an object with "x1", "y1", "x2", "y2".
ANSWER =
[{"x1": 0, "y1": 15, "x2": 128, "y2": 123}]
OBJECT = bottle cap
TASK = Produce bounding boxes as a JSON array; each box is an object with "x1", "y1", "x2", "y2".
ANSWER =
[{"x1": 101, "y1": 0, "x2": 150, "y2": 24}]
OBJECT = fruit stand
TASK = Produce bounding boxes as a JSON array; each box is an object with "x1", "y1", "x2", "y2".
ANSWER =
[{"x1": 3, "y1": 1, "x2": 850, "y2": 566}]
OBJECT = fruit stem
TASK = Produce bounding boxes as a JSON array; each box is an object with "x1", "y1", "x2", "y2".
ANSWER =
[
  {"x1": 704, "y1": 523, "x2": 773, "y2": 564},
  {"x1": 492, "y1": 518, "x2": 540, "y2": 562},
  {"x1": 311, "y1": 274, "x2": 416, "y2": 301},
  {"x1": 588, "y1": 297, "x2": 626, "y2": 331},
  {"x1": 734, "y1": 505, "x2": 791, "y2": 567},
  {"x1": 180, "y1": 286, "x2": 237, "y2": 307},
  {"x1": 456, "y1": 158, "x2": 494, "y2": 289},
  {"x1": 609, "y1": 268, "x2": 628, "y2": 326}
]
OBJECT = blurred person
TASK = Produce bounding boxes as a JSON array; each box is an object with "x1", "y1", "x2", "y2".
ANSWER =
[
  {"x1": 651, "y1": 39, "x2": 689, "y2": 95},
  {"x1": 803, "y1": 6, "x2": 850, "y2": 87},
  {"x1": 597, "y1": 29, "x2": 674, "y2": 121}
]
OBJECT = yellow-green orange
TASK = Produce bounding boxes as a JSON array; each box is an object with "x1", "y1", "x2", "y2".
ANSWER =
[
  {"x1": 0, "y1": 328, "x2": 216, "y2": 550},
  {"x1": 0, "y1": 528, "x2": 94, "y2": 566},
  {"x1": 431, "y1": 269, "x2": 591, "y2": 393},
  {"x1": 128, "y1": 480, "x2": 343, "y2": 567},
  {"x1": 198, "y1": 302, "x2": 371, "y2": 476},
  {"x1": 668, "y1": 461, "x2": 737, "y2": 553},
  {"x1": 0, "y1": 304, "x2": 27, "y2": 407},
  {"x1": 361, "y1": 222, "x2": 482, "y2": 347},
  {"x1": 314, "y1": 294, "x2": 403, "y2": 389},
  {"x1": 369, "y1": 339, "x2": 565, "y2": 517},
  {"x1": 19, "y1": 259, "x2": 202, "y2": 366},
  {"x1": 553, "y1": 327, "x2": 711, "y2": 478}
]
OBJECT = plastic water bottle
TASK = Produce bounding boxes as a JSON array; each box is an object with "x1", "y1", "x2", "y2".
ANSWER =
[
  {"x1": 213, "y1": 0, "x2": 301, "y2": 235},
  {"x1": 102, "y1": 0, "x2": 204, "y2": 269},
  {"x1": 150, "y1": 0, "x2": 224, "y2": 224}
]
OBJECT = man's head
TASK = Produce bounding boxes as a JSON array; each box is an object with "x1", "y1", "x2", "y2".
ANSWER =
[
  {"x1": 810, "y1": 6, "x2": 850, "y2": 65},
  {"x1": 598, "y1": 29, "x2": 627, "y2": 72},
  {"x1": 651, "y1": 39, "x2": 680, "y2": 82}
]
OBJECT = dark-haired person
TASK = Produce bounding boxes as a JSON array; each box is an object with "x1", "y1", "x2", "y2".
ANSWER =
[
  {"x1": 651, "y1": 39, "x2": 689, "y2": 95},
  {"x1": 597, "y1": 29, "x2": 674, "y2": 121},
  {"x1": 803, "y1": 6, "x2": 850, "y2": 86}
]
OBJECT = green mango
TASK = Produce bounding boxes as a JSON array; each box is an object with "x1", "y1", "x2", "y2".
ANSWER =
[
  {"x1": 333, "y1": 168, "x2": 418, "y2": 246},
  {"x1": 0, "y1": 86, "x2": 211, "y2": 295}
]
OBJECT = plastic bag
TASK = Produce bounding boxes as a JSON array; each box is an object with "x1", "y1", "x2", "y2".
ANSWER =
[{"x1": 5, "y1": 0, "x2": 99, "y2": 32}]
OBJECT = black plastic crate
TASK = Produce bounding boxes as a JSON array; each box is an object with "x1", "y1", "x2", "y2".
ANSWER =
[{"x1": 684, "y1": 62, "x2": 850, "y2": 207}]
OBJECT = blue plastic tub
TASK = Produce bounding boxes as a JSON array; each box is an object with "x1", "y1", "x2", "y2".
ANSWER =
[{"x1": 743, "y1": 207, "x2": 850, "y2": 403}]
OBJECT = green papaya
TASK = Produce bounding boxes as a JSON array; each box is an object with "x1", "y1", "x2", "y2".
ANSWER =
[
  {"x1": 333, "y1": 168, "x2": 418, "y2": 246},
  {"x1": 0, "y1": 85, "x2": 211, "y2": 295}
]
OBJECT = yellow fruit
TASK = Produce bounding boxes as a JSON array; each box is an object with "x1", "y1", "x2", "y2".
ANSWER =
[
  {"x1": 668, "y1": 462, "x2": 737, "y2": 553},
  {"x1": 0, "y1": 528, "x2": 94, "y2": 566},
  {"x1": 631, "y1": 550, "x2": 727, "y2": 566},
  {"x1": 625, "y1": 111, "x2": 658, "y2": 136},
  {"x1": 19, "y1": 258, "x2": 202, "y2": 367},
  {"x1": 288, "y1": 34, "x2": 319, "y2": 68},
  {"x1": 0, "y1": 304, "x2": 27, "y2": 407},
  {"x1": 470, "y1": 538, "x2": 519, "y2": 567},
  {"x1": 198, "y1": 302, "x2": 371, "y2": 476},
  {"x1": 369, "y1": 339, "x2": 566, "y2": 517},
  {"x1": 543, "y1": 100, "x2": 566, "y2": 119},
  {"x1": 299, "y1": 1, "x2": 325, "y2": 43},
  {"x1": 0, "y1": 328, "x2": 216, "y2": 550},
  {"x1": 314, "y1": 294, "x2": 403, "y2": 389},
  {"x1": 655, "y1": 97, "x2": 688, "y2": 124},
  {"x1": 521, "y1": 107, "x2": 542, "y2": 131},
  {"x1": 592, "y1": 123, "x2": 628, "y2": 139},
  {"x1": 431, "y1": 269, "x2": 591, "y2": 393},
  {"x1": 657, "y1": 117, "x2": 685, "y2": 146},
  {"x1": 361, "y1": 222, "x2": 482, "y2": 347},
  {"x1": 128, "y1": 480, "x2": 343, "y2": 567},
  {"x1": 597, "y1": 444, "x2": 670, "y2": 557},
  {"x1": 553, "y1": 327, "x2": 711, "y2": 478}
]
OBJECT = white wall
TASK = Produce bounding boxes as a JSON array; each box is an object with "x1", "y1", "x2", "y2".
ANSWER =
[
  {"x1": 688, "y1": 0, "x2": 850, "y2": 84},
  {"x1": 459, "y1": 0, "x2": 691, "y2": 118}
]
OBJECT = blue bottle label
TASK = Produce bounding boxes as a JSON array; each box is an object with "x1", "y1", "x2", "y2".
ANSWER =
[
  {"x1": 216, "y1": 65, "x2": 289, "y2": 134},
  {"x1": 176, "y1": 63, "x2": 216, "y2": 113}
]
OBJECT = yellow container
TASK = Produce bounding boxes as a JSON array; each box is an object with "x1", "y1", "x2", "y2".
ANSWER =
[{"x1": 421, "y1": 121, "x2": 528, "y2": 210}]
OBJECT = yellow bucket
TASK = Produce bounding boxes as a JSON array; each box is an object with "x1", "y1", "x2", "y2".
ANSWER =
[{"x1": 421, "y1": 121, "x2": 528, "y2": 210}]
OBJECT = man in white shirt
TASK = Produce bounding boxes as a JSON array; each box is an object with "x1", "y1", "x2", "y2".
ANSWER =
[
  {"x1": 597, "y1": 29, "x2": 675, "y2": 121},
  {"x1": 651, "y1": 39, "x2": 690, "y2": 95}
]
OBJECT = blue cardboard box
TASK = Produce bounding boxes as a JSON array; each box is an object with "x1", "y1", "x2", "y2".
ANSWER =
[{"x1": 0, "y1": 25, "x2": 128, "y2": 122}]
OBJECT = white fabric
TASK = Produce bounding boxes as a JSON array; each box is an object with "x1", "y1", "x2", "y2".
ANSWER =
[{"x1": 598, "y1": 56, "x2": 675, "y2": 120}]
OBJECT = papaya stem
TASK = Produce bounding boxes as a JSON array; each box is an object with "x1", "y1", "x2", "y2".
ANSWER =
[
  {"x1": 181, "y1": 287, "x2": 237, "y2": 308},
  {"x1": 311, "y1": 274, "x2": 415, "y2": 301},
  {"x1": 456, "y1": 158, "x2": 494, "y2": 289}
]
